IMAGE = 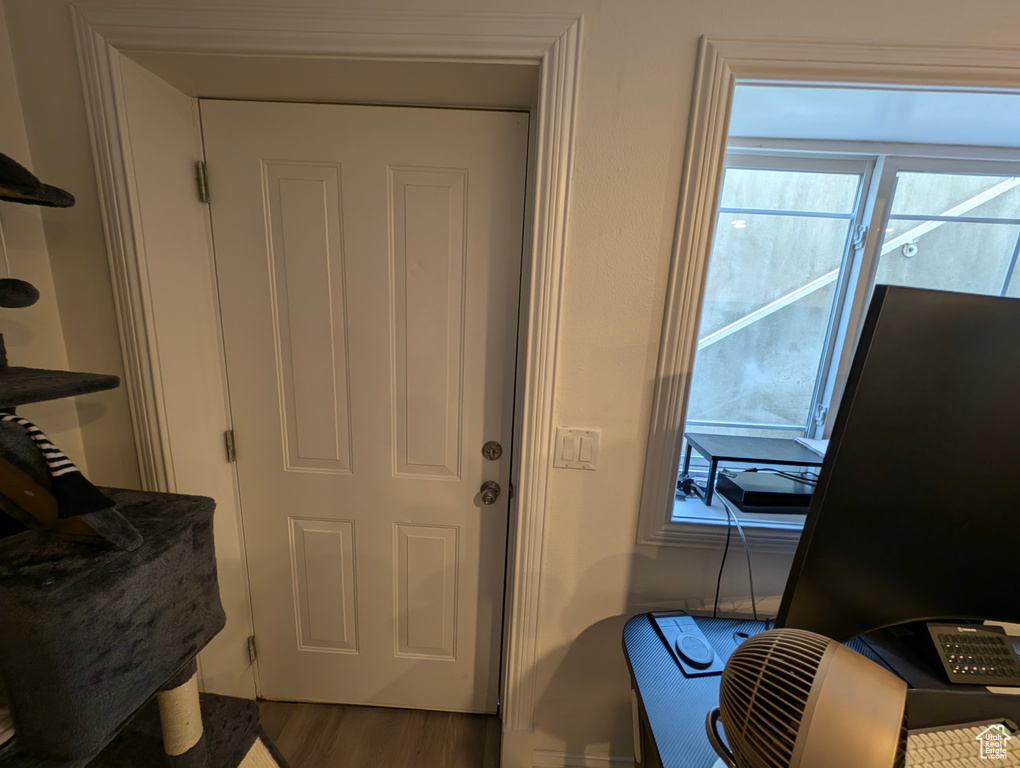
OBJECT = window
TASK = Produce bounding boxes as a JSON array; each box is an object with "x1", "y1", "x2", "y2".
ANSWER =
[
  {"x1": 686, "y1": 155, "x2": 869, "y2": 440},
  {"x1": 685, "y1": 154, "x2": 1020, "y2": 450},
  {"x1": 877, "y1": 164, "x2": 1020, "y2": 299},
  {"x1": 641, "y1": 146, "x2": 1020, "y2": 549},
  {"x1": 637, "y1": 40, "x2": 1020, "y2": 553}
]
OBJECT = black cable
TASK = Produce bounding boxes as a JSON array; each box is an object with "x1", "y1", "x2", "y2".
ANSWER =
[
  {"x1": 741, "y1": 466, "x2": 819, "y2": 486},
  {"x1": 713, "y1": 511, "x2": 733, "y2": 619},
  {"x1": 771, "y1": 469, "x2": 819, "y2": 485}
]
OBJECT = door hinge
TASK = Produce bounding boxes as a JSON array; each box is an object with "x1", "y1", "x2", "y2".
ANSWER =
[
  {"x1": 196, "y1": 160, "x2": 209, "y2": 204},
  {"x1": 224, "y1": 429, "x2": 236, "y2": 463},
  {"x1": 247, "y1": 635, "x2": 257, "y2": 663}
]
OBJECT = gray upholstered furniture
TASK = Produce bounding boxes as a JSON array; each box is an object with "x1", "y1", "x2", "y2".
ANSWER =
[
  {"x1": 0, "y1": 158, "x2": 288, "y2": 767},
  {"x1": 0, "y1": 489, "x2": 224, "y2": 763},
  {"x1": 0, "y1": 361, "x2": 285, "y2": 766}
]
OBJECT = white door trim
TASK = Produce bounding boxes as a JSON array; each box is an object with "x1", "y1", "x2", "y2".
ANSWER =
[
  {"x1": 638, "y1": 36, "x2": 1020, "y2": 550},
  {"x1": 71, "y1": 5, "x2": 581, "y2": 738}
]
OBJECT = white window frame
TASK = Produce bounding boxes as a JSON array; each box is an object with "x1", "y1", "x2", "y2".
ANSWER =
[
  {"x1": 823, "y1": 155, "x2": 1020, "y2": 418},
  {"x1": 689, "y1": 151, "x2": 873, "y2": 439},
  {"x1": 637, "y1": 37, "x2": 1020, "y2": 552},
  {"x1": 652, "y1": 149, "x2": 1020, "y2": 550}
]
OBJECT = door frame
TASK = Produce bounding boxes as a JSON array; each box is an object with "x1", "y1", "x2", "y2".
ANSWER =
[{"x1": 71, "y1": 4, "x2": 580, "y2": 752}]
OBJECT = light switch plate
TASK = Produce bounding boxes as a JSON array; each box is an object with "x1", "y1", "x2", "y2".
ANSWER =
[{"x1": 554, "y1": 427, "x2": 600, "y2": 470}]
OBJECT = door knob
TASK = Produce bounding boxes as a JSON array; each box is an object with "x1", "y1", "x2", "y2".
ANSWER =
[{"x1": 480, "y1": 481, "x2": 501, "y2": 505}]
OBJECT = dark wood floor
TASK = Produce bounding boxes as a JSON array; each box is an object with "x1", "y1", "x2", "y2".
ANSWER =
[{"x1": 259, "y1": 701, "x2": 501, "y2": 768}]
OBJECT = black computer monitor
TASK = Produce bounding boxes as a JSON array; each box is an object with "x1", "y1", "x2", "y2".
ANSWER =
[{"x1": 776, "y1": 285, "x2": 1020, "y2": 642}]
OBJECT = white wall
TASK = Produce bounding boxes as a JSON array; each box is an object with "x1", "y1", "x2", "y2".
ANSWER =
[
  {"x1": 5, "y1": 0, "x2": 1020, "y2": 764},
  {"x1": 0, "y1": 4, "x2": 84, "y2": 466},
  {"x1": 2, "y1": 0, "x2": 136, "y2": 485}
]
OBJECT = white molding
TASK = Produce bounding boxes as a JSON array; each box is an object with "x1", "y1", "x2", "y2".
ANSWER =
[
  {"x1": 637, "y1": 37, "x2": 733, "y2": 548},
  {"x1": 705, "y1": 37, "x2": 1020, "y2": 88},
  {"x1": 71, "y1": 7, "x2": 578, "y2": 60},
  {"x1": 648, "y1": 508, "x2": 803, "y2": 555},
  {"x1": 638, "y1": 35, "x2": 1020, "y2": 549},
  {"x1": 72, "y1": 10, "x2": 173, "y2": 492},
  {"x1": 502, "y1": 19, "x2": 581, "y2": 733},
  {"x1": 71, "y1": 4, "x2": 581, "y2": 737},
  {"x1": 532, "y1": 749, "x2": 634, "y2": 768}
]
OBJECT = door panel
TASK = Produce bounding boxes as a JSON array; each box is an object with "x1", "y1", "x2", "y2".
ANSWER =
[
  {"x1": 265, "y1": 162, "x2": 353, "y2": 474},
  {"x1": 395, "y1": 523, "x2": 458, "y2": 658},
  {"x1": 201, "y1": 100, "x2": 528, "y2": 712},
  {"x1": 290, "y1": 517, "x2": 358, "y2": 653},
  {"x1": 391, "y1": 167, "x2": 466, "y2": 478}
]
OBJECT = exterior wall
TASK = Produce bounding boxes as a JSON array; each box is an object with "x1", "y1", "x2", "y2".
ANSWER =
[
  {"x1": 0, "y1": 3, "x2": 84, "y2": 466},
  {"x1": 4, "y1": 0, "x2": 1019, "y2": 763}
]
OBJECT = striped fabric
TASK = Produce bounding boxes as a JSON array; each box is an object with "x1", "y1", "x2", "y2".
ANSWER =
[
  {"x1": 1, "y1": 412, "x2": 80, "y2": 477},
  {"x1": 0, "y1": 411, "x2": 113, "y2": 519}
]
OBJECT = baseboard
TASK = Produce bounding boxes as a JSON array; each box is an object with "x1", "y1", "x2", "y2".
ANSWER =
[
  {"x1": 532, "y1": 749, "x2": 634, "y2": 768},
  {"x1": 502, "y1": 727, "x2": 535, "y2": 768}
]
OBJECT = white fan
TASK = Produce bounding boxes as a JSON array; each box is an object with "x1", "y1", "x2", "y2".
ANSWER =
[{"x1": 706, "y1": 628, "x2": 907, "y2": 768}]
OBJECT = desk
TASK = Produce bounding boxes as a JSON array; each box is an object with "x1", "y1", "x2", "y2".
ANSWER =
[
  {"x1": 681, "y1": 433, "x2": 825, "y2": 506},
  {"x1": 623, "y1": 614, "x2": 1020, "y2": 768}
]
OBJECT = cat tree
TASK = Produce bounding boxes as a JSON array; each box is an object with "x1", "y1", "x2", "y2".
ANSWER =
[{"x1": 0, "y1": 152, "x2": 289, "y2": 768}]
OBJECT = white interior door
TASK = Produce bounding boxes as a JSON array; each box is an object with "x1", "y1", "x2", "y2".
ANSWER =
[{"x1": 200, "y1": 100, "x2": 528, "y2": 713}]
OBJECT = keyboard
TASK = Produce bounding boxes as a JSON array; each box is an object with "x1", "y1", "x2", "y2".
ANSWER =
[
  {"x1": 927, "y1": 623, "x2": 1020, "y2": 686},
  {"x1": 906, "y1": 720, "x2": 1019, "y2": 766}
]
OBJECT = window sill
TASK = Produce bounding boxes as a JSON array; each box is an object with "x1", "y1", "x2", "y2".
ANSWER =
[{"x1": 639, "y1": 494, "x2": 805, "y2": 554}]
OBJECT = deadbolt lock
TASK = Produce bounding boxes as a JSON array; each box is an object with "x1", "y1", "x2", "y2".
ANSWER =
[{"x1": 482, "y1": 441, "x2": 503, "y2": 461}]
